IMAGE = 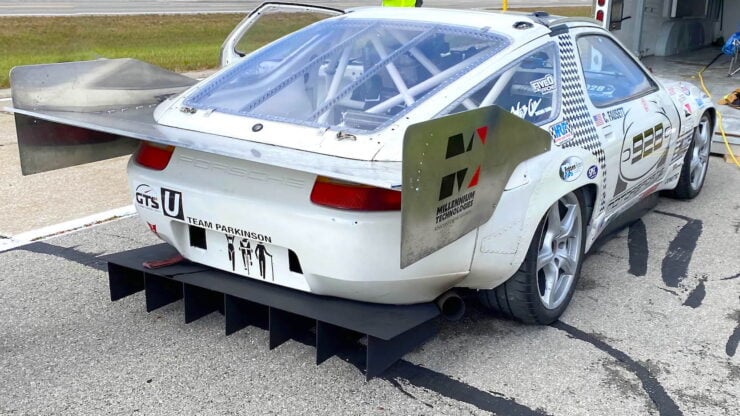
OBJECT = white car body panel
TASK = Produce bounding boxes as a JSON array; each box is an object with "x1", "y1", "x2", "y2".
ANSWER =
[
  {"x1": 130, "y1": 147, "x2": 475, "y2": 304},
  {"x1": 8, "y1": 7, "x2": 715, "y2": 305}
]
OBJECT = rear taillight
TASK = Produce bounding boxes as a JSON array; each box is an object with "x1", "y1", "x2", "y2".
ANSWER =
[
  {"x1": 135, "y1": 142, "x2": 174, "y2": 170},
  {"x1": 310, "y1": 176, "x2": 401, "y2": 211}
]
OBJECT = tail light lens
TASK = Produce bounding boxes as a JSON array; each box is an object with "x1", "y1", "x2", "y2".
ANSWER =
[
  {"x1": 135, "y1": 142, "x2": 174, "y2": 170},
  {"x1": 596, "y1": 10, "x2": 604, "y2": 22},
  {"x1": 310, "y1": 176, "x2": 401, "y2": 211}
]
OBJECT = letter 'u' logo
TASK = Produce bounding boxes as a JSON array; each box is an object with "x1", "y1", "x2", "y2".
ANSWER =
[
  {"x1": 161, "y1": 188, "x2": 184, "y2": 220},
  {"x1": 438, "y1": 127, "x2": 486, "y2": 201}
]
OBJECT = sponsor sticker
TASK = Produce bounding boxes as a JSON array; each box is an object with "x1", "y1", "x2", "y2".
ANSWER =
[
  {"x1": 550, "y1": 120, "x2": 573, "y2": 145},
  {"x1": 529, "y1": 74, "x2": 555, "y2": 94},
  {"x1": 225, "y1": 235, "x2": 277, "y2": 279},
  {"x1": 683, "y1": 103, "x2": 692, "y2": 116},
  {"x1": 135, "y1": 184, "x2": 160, "y2": 211},
  {"x1": 559, "y1": 157, "x2": 583, "y2": 182},
  {"x1": 694, "y1": 98, "x2": 704, "y2": 108},
  {"x1": 680, "y1": 84, "x2": 691, "y2": 96},
  {"x1": 587, "y1": 165, "x2": 598, "y2": 180},
  {"x1": 510, "y1": 98, "x2": 542, "y2": 119},
  {"x1": 435, "y1": 128, "x2": 487, "y2": 224},
  {"x1": 401, "y1": 105, "x2": 551, "y2": 268}
]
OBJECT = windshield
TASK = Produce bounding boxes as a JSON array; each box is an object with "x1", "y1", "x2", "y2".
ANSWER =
[{"x1": 185, "y1": 18, "x2": 509, "y2": 133}]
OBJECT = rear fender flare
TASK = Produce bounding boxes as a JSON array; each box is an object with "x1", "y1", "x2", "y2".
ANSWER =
[{"x1": 463, "y1": 147, "x2": 601, "y2": 289}]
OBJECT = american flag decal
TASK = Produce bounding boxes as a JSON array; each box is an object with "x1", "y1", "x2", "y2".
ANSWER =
[{"x1": 593, "y1": 113, "x2": 606, "y2": 127}]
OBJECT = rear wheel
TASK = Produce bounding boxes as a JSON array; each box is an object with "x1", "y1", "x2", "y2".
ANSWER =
[
  {"x1": 479, "y1": 191, "x2": 586, "y2": 324},
  {"x1": 666, "y1": 112, "x2": 711, "y2": 199}
]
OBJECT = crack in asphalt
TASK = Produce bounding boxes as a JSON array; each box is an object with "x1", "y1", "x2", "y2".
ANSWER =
[
  {"x1": 657, "y1": 287, "x2": 680, "y2": 296},
  {"x1": 12, "y1": 241, "x2": 548, "y2": 415},
  {"x1": 720, "y1": 272, "x2": 740, "y2": 281},
  {"x1": 7, "y1": 240, "x2": 718, "y2": 414},
  {"x1": 653, "y1": 210, "x2": 694, "y2": 222},
  {"x1": 387, "y1": 378, "x2": 434, "y2": 409},
  {"x1": 551, "y1": 321, "x2": 683, "y2": 416},
  {"x1": 286, "y1": 331, "x2": 551, "y2": 416},
  {"x1": 384, "y1": 361, "x2": 549, "y2": 416}
]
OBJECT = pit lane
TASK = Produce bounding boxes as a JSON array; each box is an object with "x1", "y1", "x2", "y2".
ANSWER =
[{"x1": 1, "y1": 157, "x2": 738, "y2": 415}]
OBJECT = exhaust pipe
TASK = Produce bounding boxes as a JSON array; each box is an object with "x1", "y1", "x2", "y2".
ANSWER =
[{"x1": 435, "y1": 291, "x2": 465, "y2": 321}]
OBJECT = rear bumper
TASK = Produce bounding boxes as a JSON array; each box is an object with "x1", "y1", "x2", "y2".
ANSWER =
[{"x1": 127, "y1": 149, "x2": 475, "y2": 304}]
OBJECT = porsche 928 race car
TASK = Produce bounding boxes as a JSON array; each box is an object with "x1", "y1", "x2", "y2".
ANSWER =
[{"x1": 9, "y1": 5, "x2": 714, "y2": 325}]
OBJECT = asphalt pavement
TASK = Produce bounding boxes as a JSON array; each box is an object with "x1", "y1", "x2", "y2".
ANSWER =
[
  {"x1": 0, "y1": 157, "x2": 738, "y2": 415},
  {"x1": 0, "y1": 0, "x2": 590, "y2": 16},
  {"x1": 1, "y1": 2, "x2": 738, "y2": 413}
]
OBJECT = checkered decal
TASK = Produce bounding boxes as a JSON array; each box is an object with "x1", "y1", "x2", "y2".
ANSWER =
[{"x1": 556, "y1": 34, "x2": 607, "y2": 215}]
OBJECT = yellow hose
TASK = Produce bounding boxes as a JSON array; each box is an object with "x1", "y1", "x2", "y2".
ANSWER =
[{"x1": 697, "y1": 70, "x2": 740, "y2": 167}]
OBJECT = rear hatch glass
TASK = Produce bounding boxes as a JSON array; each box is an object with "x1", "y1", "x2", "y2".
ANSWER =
[{"x1": 184, "y1": 18, "x2": 510, "y2": 133}]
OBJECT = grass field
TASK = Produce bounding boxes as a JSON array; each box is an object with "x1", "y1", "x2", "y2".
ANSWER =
[{"x1": 0, "y1": 6, "x2": 592, "y2": 89}]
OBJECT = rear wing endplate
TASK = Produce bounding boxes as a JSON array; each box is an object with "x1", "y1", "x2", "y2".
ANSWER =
[{"x1": 401, "y1": 106, "x2": 550, "y2": 267}]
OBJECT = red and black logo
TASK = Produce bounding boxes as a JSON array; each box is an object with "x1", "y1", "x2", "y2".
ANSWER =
[{"x1": 438, "y1": 126, "x2": 487, "y2": 201}]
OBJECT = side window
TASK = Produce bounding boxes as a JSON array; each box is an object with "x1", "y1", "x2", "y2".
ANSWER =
[
  {"x1": 441, "y1": 43, "x2": 559, "y2": 126},
  {"x1": 576, "y1": 35, "x2": 655, "y2": 107}
]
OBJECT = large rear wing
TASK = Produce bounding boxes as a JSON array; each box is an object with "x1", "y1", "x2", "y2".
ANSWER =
[{"x1": 7, "y1": 59, "x2": 550, "y2": 266}]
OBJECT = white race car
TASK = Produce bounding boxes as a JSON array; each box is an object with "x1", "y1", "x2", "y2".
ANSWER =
[{"x1": 10, "y1": 4, "x2": 714, "y2": 325}]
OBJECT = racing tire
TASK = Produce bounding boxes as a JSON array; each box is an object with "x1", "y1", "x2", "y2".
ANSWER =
[
  {"x1": 665, "y1": 112, "x2": 712, "y2": 200},
  {"x1": 479, "y1": 190, "x2": 587, "y2": 325}
]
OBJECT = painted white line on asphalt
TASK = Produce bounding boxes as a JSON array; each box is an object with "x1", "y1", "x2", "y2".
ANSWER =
[{"x1": 0, "y1": 205, "x2": 136, "y2": 252}]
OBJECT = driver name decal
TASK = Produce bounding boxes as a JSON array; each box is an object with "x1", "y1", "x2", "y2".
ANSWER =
[{"x1": 593, "y1": 107, "x2": 624, "y2": 127}]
